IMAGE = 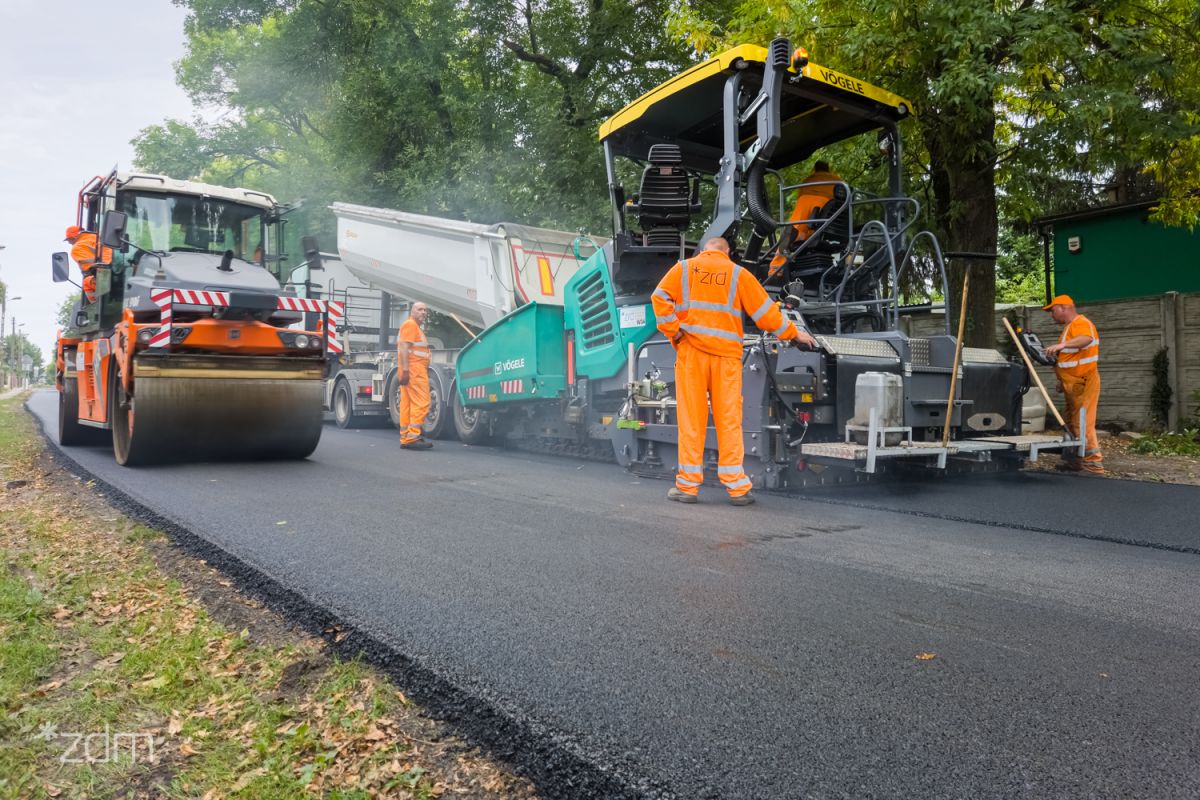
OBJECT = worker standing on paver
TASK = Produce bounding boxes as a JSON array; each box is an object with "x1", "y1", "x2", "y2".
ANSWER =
[
  {"x1": 1043, "y1": 294, "x2": 1103, "y2": 473},
  {"x1": 397, "y1": 302, "x2": 433, "y2": 450},
  {"x1": 653, "y1": 237, "x2": 818, "y2": 505},
  {"x1": 66, "y1": 225, "x2": 111, "y2": 303}
]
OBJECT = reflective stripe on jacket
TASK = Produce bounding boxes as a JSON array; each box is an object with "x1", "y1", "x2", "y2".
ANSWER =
[
  {"x1": 651, "y1": 249, "x2": 799, "y2": 358},
  {"x1": 1054, "y1": 314, "x2": 1099, "y2": 378},
  {"x1": 398, "y1": 318, "x2": 431, "y2": 361}
]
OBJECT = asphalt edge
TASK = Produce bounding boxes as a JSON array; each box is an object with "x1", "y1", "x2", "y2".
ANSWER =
[
  {"x1": 794, "y1": 478, "x2": 1200, "y2": 557},
  {"x1": 25, "y1": 398, "x2": 673, "y2": 800}
]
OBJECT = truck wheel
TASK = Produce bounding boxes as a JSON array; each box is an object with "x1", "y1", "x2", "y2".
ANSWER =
[
  {"x1": 333, "y1": 379, "x2": 366, "y2": 429},
  {"x1": 386, "y1": 373, "x2": 401, "y2": 430},
  {"x1": 452, "y1": 390, "x2": 491, "y2": 445},
  {"x1": 423, "y1": 370, "x2": 450, "y2": 440}
]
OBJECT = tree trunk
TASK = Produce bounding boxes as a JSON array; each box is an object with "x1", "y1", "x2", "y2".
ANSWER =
[{"x1": 926, "y1": 117, "x2": 999, "y2": 349}]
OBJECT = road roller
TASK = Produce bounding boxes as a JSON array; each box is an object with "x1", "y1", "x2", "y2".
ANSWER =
[{"x1": 53, "y1": 171, "x2": 341, "y2": 466}]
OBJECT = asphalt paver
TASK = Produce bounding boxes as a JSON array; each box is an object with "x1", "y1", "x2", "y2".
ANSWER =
[{"x1": 27, "y1": 391, "x2": 1200, "y2": 799}]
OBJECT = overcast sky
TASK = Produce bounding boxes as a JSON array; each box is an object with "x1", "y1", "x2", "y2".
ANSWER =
[{"x1": 0, "y1": 0, "x2": 195, "y2": 361}]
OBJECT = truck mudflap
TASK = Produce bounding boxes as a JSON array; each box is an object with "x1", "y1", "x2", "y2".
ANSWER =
[{"x1": 455, "y1": 302, "x2": 568, "y2": 406}]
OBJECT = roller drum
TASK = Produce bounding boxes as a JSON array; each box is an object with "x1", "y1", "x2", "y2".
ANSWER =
[{"x1": 113, "y1": 354, "x2": 324, "y2": 465}]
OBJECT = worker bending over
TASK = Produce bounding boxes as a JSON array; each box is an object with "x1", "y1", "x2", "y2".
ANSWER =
[
  {"x1": 1043, "y1": 294, "x2": 1103, "y2": 473},
  {"x1": 397, "y1": 302, "x2": 433, "y2": 450},
  {"x1": 653, "y1": 237, "x2": 818, "y2": 505},
  {"x1": 65, "y1": 225, "x2": 111, "y2": 303}
]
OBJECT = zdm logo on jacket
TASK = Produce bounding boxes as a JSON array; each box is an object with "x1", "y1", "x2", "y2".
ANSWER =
[{"x1": 693, "y1": 264, "x2": 728, "y2": 285}]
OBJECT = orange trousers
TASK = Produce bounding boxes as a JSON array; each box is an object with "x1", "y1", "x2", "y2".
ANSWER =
[
  {"x1": 1060, "y1": 369, "x2": 1102, "y2": 470},
  {"x1": 674, "y1": 339, "x2": 752, "y2": 497},
  {"x1": 399, "y1": 360, "x2": 430, "y2": 444}
]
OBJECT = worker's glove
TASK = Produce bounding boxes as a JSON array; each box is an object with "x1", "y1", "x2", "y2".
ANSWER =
[
  {"x1": 789, "y1": 332, "x2": 818, "y2": 351},
  {"x1": 397, "y1": 371, "x2": 409, "y2": 386}
]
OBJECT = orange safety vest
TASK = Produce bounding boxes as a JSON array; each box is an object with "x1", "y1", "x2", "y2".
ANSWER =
[
  {"x1": 1054, "y1": 314, "x2": 1099, "y2": 378},
  {"x1": 769, "y1": 170, "x2": 844, "y2": 270},
  {"x1": 652, "y1": 249, "x2": 799, "y2": 358},
  {"x1": 70, "y1": 232, "x2": 112, "y2": 274},
  {"x1": 398, "y1": 318, "x2": 431, "y2": 361}
]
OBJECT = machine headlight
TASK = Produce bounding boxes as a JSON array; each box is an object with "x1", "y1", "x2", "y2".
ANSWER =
[
  {"x1": 137, "y1": 328, "x2": 156, "y2": 344},
  {"x1": 310, "y1": 337, "x2": 322, "y2": 349},
  {"x1": 294, "y1": 334, "x2": 309, "y2": 349}
]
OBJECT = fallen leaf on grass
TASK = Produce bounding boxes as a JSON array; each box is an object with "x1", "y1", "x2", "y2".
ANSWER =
[
  {"x1": 52, "y1": 606, "x2": 72, "y2": 619},
  {"x1": 179, "y1": 741, "x2": 201, "y2": 757},
  {"x1": 43, "y1": 783, "x2": 62, "y2": 798},
  {"x1": 168, "y1": 716, "x2": 184, "y2": 735},
  {"x1": 915, "y1": 652, "x2": 937, "y2": 661}
]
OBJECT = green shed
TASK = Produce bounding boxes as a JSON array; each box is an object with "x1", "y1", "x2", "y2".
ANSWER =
[{"x1": 1036, "y1": 201, "x2": 1200, "y2": 303}]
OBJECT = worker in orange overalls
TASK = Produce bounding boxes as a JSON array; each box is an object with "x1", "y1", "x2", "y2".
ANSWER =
[
  {"x1": 1043, "y1": 294, "x2": 1103, "y2": 474},
  {"x1": 397, "y1": 302, "x2": 433, "y2": 450},
  {"x1": 653, "y1": 237, "x2": 818, "y2": 505},
  {"x1": 65, "y1": 225, "x2": 112, "y2": 303},
  {"x1": 768, "y1": 160, "x2": 844, "y2": 279}
]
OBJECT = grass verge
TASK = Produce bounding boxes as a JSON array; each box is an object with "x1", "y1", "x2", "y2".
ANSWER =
[{"x1": 0, "y1": 392, "x2": 535, "y2": 799}]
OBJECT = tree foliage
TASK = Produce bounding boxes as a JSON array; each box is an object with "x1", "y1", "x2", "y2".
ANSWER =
[
  {"x1": 139, "y1": 1, "x2": 1200, "y2": 347},
  {"x1": 670, "y1": 0, "x2": 1200, "y2": 344},
  {"x1": 136, "y1": 0, "x2": 695, "y2": 255}
]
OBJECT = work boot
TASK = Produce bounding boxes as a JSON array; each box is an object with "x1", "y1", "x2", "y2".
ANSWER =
[
  {"x1": 667, "y1": 487, "x2": 698, "y2": 504},
  {"x1": 1055, "y1": 458, "x2": 1082, "y2": 472},
  {"x1": 402, "y1": 438, "x2": 433, "y2": 450},
  {"x1": 728, "y1": 492, "x2": 756, "y2": 506}
]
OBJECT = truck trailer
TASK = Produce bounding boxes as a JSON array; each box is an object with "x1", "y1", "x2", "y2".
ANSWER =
[{"x1": 314, "y1": 204, "x2": 599, "y2": 439}]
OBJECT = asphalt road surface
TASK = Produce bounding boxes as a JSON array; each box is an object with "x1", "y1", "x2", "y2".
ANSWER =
[{"x1": 28, "y1": 391, "x2": 1200, "y2": 799}]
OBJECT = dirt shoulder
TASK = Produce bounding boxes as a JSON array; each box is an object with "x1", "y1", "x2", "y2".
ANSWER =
[
  {"x1": 0, "y1": 392, "x2": 537, "y2": 799},
  {"x1": 1025, "y1": 433, "x2": 1200, "y2": 486}
]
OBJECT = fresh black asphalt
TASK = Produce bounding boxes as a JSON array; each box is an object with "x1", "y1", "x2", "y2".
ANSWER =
[{"x1": 27, "y1": 391, "x2": 1200, "y2": 799}]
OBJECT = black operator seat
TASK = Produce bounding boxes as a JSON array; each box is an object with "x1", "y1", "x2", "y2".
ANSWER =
[{"x1": 629, "y1": 144, "x2": 701, "y2": 248}]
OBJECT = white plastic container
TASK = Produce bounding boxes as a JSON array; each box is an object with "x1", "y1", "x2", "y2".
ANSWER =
[{"x1": 851, "y1": 372, "x2": 904, "y2": 444}]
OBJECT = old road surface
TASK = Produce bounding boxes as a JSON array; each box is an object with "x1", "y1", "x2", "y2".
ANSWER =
[{"x1": 27, "y1": 390, "x2": 1200, "y2": 799}]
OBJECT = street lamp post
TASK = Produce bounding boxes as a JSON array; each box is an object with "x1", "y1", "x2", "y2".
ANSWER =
[
  {"x1": 14, "y1": 321, "x2": 25, "y2": 388},
  {"x1": 1, "y1": 295, "x2": 18, "y2": 388}
]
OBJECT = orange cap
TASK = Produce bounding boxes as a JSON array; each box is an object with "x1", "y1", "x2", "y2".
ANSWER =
[
  {"x1": 1042, "y1": 294, "x2": 1074, "y2": 310},
  {"x1": 64, "y1": 225, "x2": 82, "y2": 241}
]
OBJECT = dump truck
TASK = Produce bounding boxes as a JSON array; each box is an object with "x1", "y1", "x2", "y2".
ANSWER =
[
  {"x1": 449, "y1": 39, "x2": 1084, "y2": 486},
  {"x1": 53, "y1": 171, "x2": 340, "y2": 465},
  {"x1": 314, "y1": 204, "x2": 597, "y2": 437}
]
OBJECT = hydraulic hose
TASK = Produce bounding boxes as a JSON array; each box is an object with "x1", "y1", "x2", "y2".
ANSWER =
[{"x1": 746, "y1": 160, "x2": 780, "y2": 239}]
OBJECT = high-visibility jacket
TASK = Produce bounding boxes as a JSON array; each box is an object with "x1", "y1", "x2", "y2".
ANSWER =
[
  {"x1": 70, "y1": 232, "x2": 112, "y2": 275},
  {"x1": 398, "y1": 318, "x2": 431, "y2": 363},
  {"x1": 798, "y1": 169, "x2": 842, "y2": 202},
  {"x1": 1053, "y1": 314, "x2": 1099, "y2": 378},
  {"x1": 652, "y1": 249, "x2": 800, "y2": 358},
  {"x1": 768, "y1": 170, "x2": 845, "y2": 271}
]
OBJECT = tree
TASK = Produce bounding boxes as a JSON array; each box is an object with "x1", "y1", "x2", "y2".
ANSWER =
[
  {"x1": 136, "y1": 0, "x2": 696, "y2": 244},
  {"x1": 672, "y1": 0, "x2": 1200, "y2": 345},
  {"x1": 57, "y1": 293, "x2": 81, "y2": 330}
]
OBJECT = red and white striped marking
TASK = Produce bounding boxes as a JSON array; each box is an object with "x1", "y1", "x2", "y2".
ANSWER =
[
  {"x1": 325, "y1": 301, "x2": 344, "y2": 354},
  {"x1": 465, "y1": 384, "x2": 486, "y2": 400},
  {"x1": 500, "y1": 378, "x2": 525, "y2": 394},
  {"x1": 173, "y1": 289, "x2": 230, "y2": 306},
  {"x1": 148, "y1": 289, "x2": 173, "y2": 348},
  {"x1": 277, "y1": 296, "x2": 327, "y2": 313}
]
